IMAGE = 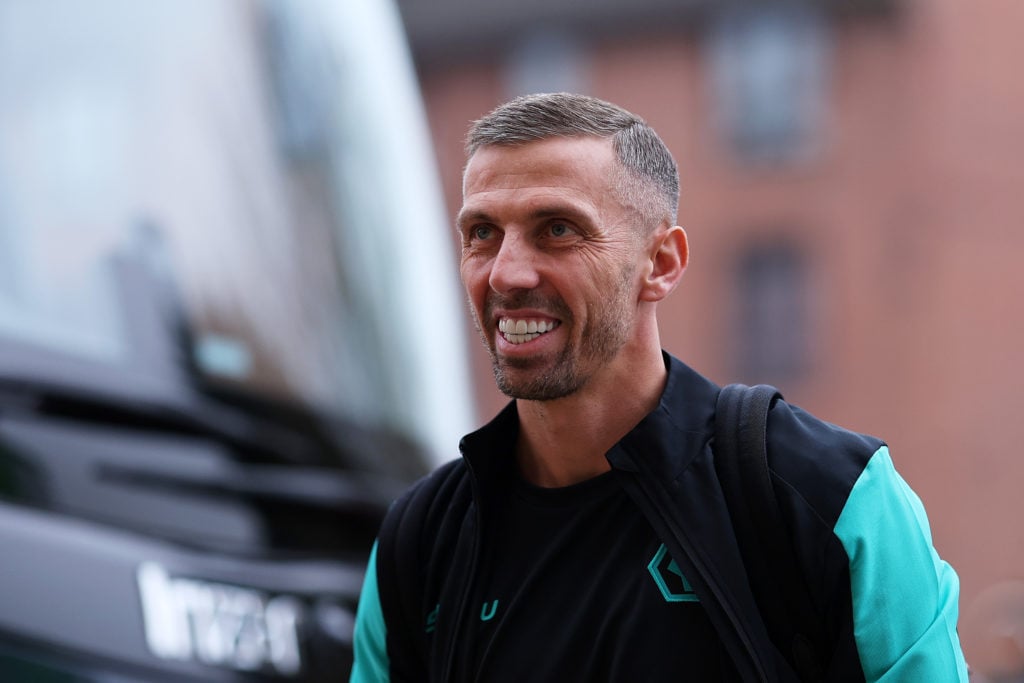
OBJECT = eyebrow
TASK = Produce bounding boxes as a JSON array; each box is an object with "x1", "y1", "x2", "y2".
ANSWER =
[
  {"x1": 455, "y1": 208, "x2": 493, "y2": 229},
  {"x1": 456, "y1": 204, "x2": 591, "y2": 230}
]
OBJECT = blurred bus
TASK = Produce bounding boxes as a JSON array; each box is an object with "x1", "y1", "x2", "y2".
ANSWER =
[{"x1": 0, "y1": 0, "x2": 473, "y2": 680}]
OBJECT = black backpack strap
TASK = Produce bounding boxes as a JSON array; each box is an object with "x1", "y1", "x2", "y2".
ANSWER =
[{"x1": 714, "y1": 384, "x2": 824, "y2": 682}]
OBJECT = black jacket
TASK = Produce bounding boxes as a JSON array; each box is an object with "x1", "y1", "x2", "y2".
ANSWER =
[{"x1": 351, "y1": 354, "x2": 968, "y2": 681}]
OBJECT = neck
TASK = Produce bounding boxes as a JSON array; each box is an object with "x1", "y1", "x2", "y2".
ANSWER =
[{"x1": 514, "y1": 342, "x2": 667, "y2": 488}]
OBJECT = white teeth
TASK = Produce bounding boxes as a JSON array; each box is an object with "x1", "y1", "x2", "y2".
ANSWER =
[
  {"x1": 498, "y1": 318, "x2": 557, "y2": 344},
  {"x1": 505, "y1": 332, "x2": 540, "y2": 344}
]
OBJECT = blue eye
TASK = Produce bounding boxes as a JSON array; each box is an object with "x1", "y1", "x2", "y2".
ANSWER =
[
  {"x1": 473, "y1": 225, "x2": 494, "y2": 240},
  {"x1": 550, "y1": 222, "x2": 571, "y2": 237}
]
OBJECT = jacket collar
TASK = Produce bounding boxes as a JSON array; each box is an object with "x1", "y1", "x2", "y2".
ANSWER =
[
  {"x1": 458, "y1": 352, "x2": 721, "y2": 487},
  {"x1": 606, "y1": 352, "x2": 720, "y2": 479},
  {"x1": 457, "y1": 397, "x2": 519, "y2": 500}
]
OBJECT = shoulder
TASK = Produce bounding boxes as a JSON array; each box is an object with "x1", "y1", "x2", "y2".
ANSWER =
[
  {"x1": 379, "y1": 457, "x2": 472, "y2": 550},
  {"x1": 763, "y1": 400, "x2": 969, "y2": 679},
  {"x1": 764, "y1": 397, "x2": 885, "y2": 529},
  {"x1": 370, "y1": 458, "x2": 474, "y2": 650},
  {"x1": 356, "y1": 460, "x2": 474, "y2": 680}
]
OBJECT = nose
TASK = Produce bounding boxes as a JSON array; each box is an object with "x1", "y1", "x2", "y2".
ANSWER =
[{"x1": 488, "y1": 234, "x2": 540, "y2": 293}]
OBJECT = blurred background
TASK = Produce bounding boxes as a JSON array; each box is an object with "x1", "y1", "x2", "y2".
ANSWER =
[
  {"x1": 0, "y1": 0, "x2": 470, "y2": 680},
  {"x1": 0, "y1": 0, "x2": 1020, "y2": 680}
]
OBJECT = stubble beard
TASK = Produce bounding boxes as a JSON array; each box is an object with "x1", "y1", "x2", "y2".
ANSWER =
[{"x1": 472, "y1": 272, "x2": 635, "y2": 402}]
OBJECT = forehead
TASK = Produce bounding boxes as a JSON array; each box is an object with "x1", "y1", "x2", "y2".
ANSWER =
[{"x1": 461, "y1": 136, "x2": 618, "y2": 205}]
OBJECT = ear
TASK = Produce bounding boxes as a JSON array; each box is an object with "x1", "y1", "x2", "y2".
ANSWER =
[{"x1": 639, "y1": 225, "x2": 688, "y2": 303}]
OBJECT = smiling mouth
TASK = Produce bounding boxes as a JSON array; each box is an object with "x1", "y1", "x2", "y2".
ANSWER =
[{"x1": 498, "y1": 318, "x2": 559, "y2": 345}]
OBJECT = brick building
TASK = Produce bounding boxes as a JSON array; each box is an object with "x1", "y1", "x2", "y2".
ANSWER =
[{"x1": 398, "y1": 0, "x2": 1024, "y2": 673}]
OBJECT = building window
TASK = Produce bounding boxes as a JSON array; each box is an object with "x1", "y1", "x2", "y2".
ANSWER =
[
  {"x1": 735, "y1": 239, "x2": 811, "y2": 383},
  {"x1": 704, "y1": 4, "x2": 830, "y2": 165},
  {"x1": 502, "y1": 28, "x2": 588, "y2": 97}
]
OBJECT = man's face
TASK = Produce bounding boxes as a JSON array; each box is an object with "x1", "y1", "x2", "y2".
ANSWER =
[{"x1": 457, "y1": 136, "x2": 647, "y2": 401}]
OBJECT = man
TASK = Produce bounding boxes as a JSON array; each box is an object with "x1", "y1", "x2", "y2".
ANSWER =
[{"x1": 350, "y1": 93, "x2": 968, "y2": 681}]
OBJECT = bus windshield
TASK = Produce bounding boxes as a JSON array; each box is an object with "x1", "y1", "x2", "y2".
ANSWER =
[{"x1": 0, "y1": 0, "x2": 473, "y2": 462}]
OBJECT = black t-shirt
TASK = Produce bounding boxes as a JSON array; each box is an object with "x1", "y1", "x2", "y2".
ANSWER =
[{"x1": 454, "y1": 471, "x2": 737, "y2": 682}]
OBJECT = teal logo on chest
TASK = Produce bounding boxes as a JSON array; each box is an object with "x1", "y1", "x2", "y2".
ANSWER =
[{"x1": 648, "y1": 543, "x2": 699, "y2": 603}]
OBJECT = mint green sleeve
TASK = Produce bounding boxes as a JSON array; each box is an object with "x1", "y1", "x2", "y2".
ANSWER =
[
  {"x1": 833, "y1": 446, "x2": 968, "y2": 682},
  {"x1": 350, "y1": 541, "x2": 390, "y2": 682}
]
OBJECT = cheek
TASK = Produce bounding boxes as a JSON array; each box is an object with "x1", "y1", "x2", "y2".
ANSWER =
[
  {"x1": 584, "y1": 257, "x2": 642, "y2": 307},
  {"x1": 578, "y1": 249, "x2": 635, "y2": 288}
]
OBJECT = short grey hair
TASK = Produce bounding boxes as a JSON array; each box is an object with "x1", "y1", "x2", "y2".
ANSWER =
[{"x1": 466, "y1": 92, "x2": 679, "y2": 228}]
